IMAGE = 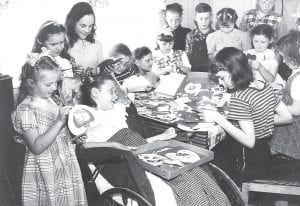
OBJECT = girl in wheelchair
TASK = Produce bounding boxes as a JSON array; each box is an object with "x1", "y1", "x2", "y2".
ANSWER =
[{"x1": 73, "y1": 73, "x2": 232, "y2": 206}]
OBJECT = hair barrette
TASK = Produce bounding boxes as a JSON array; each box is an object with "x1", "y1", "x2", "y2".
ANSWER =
[{"x1": 40, "y1": 20, "x2": 59, "y2": 30}]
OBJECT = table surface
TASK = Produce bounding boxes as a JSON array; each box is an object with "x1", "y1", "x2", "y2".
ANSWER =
[{"x1": 134, "y1": 72, "x2": 230, "y2": 149}]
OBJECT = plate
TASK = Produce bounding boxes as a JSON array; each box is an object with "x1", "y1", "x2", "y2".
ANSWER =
[
  {"x1": 177, "y1": 122, "x2": 214, "y2": 132},
  {"x1": 165, "y1": 150, "x2": 200, "y2": 163},
  {"x1": 68, "y1": 105, "x2": 96, "y2": 136}
]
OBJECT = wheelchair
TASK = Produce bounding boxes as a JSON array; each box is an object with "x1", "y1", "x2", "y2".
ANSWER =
[{"x1": 76, "y1": 146, "x2": 246, "y2": 206}]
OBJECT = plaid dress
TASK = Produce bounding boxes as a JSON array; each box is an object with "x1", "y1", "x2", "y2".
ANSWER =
[
  {"x1": 12, "y1": 96, "x2": 87, "y2": 206},
  {"x1": 270, "y1": 71, "x2": 300, "y2": 160},
  {"x1": 108, "y1": 128, "x2": 231, "y2": 206}
]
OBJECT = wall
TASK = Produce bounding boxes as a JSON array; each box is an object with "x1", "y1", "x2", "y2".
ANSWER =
[
  {"x1": 166, "y1": 0, "x2": 256, "y2": 29},
  {"x1": 166, "y1": 0, "x2": 299, "y2": 31},
  {"x1": 0, "y1": 0, "x2": 299, "y2": 89}
]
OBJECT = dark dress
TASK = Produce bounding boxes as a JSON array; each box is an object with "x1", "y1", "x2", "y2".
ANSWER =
[{"x1": 172, "y1": 26, "x2": 191, "y2": 51}]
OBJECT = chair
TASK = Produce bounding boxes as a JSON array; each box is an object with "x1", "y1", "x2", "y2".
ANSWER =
[{"x1": 208, "y1": 163, "x2": 246, "y2": 206}]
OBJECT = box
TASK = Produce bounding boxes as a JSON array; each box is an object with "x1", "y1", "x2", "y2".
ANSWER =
[
  {"x1": 133, "y1": 140, "x2": 214, "y2": 180},
  {"x1": 154, "y1": 73, "x2": 186, "y2": 98}
]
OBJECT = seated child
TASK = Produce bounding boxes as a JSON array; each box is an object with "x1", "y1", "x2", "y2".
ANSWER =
[
  {"x1": 78, "y1": 74, "x2": 176, "y2": 145},
  {"x1": 107, "y1": 43, "x2": 138, "y2": 84},
  {"x1": 152, "y1": 30, "x2": 191, "y2": 76},
  {"x1": 206, "y1": 8, "x2": 251, "y2": 60},
  {"x1": 74, "y1": 73, "x2": 231, "y2": 206},
  {"x1": 123, "y1": 46, "x2": 159, "y2": 92}
]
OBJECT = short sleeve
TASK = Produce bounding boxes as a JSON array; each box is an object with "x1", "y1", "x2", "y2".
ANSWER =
[
  {"x1": 227, "y1": 96, "x2": 252, "y2": 121},
  {"x1": 291, "y1": 75, "x2": 300, "y2": 100},
  {"x1": 12, "y1": 105, "x2": 38, "y2": 134}
]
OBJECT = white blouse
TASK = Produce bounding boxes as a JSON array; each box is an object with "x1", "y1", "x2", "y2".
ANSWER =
[{"x1": 68, "y1": 40, "x2": 103, "y2": 73}]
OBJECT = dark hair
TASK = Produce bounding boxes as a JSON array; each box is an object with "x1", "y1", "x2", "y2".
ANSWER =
[
  {"x1": 276, "y1": 31, "x2": 300, "y2": 66},
  {"x1": 157, "y1": 33, "x2": 174, "y2": 42},
  {"x1": 213, "y1": 47, "x2": 254, "y2": 90},
  {"x1": 250, "y1": 24, "x2": 274, "y2": 41},
  {"x1": 134, "y1": 46, "x2": 152, "y2": 60},
  {"x1": 32, "y1": 20, "x2": 71, "y2": 60},
  {"x1": 109, "y1": 43, "x2": 132, "y2": 58},
  {"x1": 65, "y1": 2, "x2": 96, "y2": 47},
  {"x1": 17, "y1": 56, "x2": 60, "y2": 105},
  {"x1": 80, "y1": 74, "x2": 114, "y2": 107},
  {"x1": 166, "y1": 3, "x2": 183, "y2": 16},
  {"x1": 195, "y1": 3, "x2": 212, "y2": 13},
  {"x1": 216, "y1": 8, "x2": 238, "y2": 26}
]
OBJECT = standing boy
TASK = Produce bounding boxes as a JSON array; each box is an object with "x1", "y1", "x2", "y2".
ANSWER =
[{"x1": 185, "y1": 3, "x2": 214, "y2": 72}]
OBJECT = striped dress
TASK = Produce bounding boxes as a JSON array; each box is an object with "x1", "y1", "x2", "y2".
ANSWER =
[
  {"x1": 228, "y1": 82, "x2": 279, "y2": 139},
  {"x1": 12, "y1": 96, "x2": 87, "y2": 206},
  {"x1": 227, "y1": 82, "x2": 280, "y2": 181}
]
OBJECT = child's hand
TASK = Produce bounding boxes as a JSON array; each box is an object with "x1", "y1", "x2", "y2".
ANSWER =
[
  {"x1": 72, "y1": 134, "x2": 88, "y2": 145},
  {"x1": 58, "y1": 106, "x2": 72, "y2": 124},
  {"x1": 248, "y1": 59, "x2": 260, "y2": 71},
  {"x1": 161, "y1": 127, "x2": 177, "y2": 140},
  {"x1": 198, "y1": 109, "x2": 221, "y2": 123}
]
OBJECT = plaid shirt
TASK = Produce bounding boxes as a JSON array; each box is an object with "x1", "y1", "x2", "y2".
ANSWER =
[
  {"x1": 239, "y1": 9, "x2": 287, "y2": 40},
  {"x1": 185, "y1": 28, "x2": 214, "y2": 71}
]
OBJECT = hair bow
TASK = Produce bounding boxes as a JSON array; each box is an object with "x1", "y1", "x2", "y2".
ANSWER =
[{"x1": 26, "y1": 48, "x2": 53, "y2": 66}]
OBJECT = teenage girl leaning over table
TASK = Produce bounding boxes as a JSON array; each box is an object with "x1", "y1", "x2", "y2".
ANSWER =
[
  {"x1": 65, "y1": 2, "x2": 103, "y2": 76},
  {"x1": 12, "y1": 55, "x2": 87, "y2": 206},
  {"x1": 200, "y1": 47, "x2": 292, "y2": 186}
]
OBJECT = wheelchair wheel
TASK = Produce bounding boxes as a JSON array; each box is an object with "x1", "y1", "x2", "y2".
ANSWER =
[
  {"x1": 208, "y1": 163, "x2": 246, "y2": 206},
  {"x1": 99, "y1": 187, "x2": 153, "y2": 206}
]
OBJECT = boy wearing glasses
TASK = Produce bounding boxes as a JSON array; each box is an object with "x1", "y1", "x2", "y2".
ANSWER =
[
  {"x1": 206, "y1": 8, "x2": 251, "y2": 60},
  {"x1": 240, "y1": 0, "x2": 287, "y2": 41},
  {"x1": 185, "y1": 3, "x2": 214, "y2": 72}
]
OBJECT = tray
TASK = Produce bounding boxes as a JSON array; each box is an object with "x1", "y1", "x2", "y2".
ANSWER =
[{"x1": 133, "y1": 140, "x2": 214, "y2": 180}]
